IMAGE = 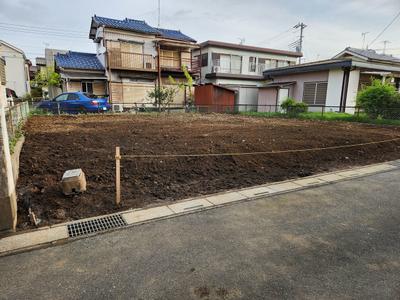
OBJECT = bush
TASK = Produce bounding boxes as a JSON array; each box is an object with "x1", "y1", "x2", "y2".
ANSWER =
[
  {"x1": 356, "y1": 80, "x2": 400, "y2": 119},
  {"x1": 280, "y1": 97, "x2": 308, "y2": 116}
]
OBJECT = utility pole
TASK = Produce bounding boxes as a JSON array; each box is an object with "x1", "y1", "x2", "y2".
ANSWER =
[
  {"x1": 382, "y1": 40, "x2": 391, "y2": 54},
  {"x1": 294, "y1": 22, "x2": 307, "y2": 63},
  {"x1": 157, "y1": 0, "x2": 161, "y2": 27},
  {"x1": 361, "y1": 32, "x2": 369, "y2": 49}
]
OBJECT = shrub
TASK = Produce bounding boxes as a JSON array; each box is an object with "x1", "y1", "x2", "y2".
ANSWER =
[
  {"x1": 356, "y1": 80, "x2": 400, "y2": 119},
  {"x1": 147, "y1": 86, "x2": 178, "y2": 111},
  {"x1": 280, "y1": 97, "x2": 308, "y2": 116}
]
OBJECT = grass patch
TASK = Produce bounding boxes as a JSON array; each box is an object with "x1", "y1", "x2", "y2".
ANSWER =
[
  {"x1": 9, "y1": 122, "x2": 24, "y2": 154},
  {"x1": 241, "y1": 111, "x2": 400, "y2": 126}
]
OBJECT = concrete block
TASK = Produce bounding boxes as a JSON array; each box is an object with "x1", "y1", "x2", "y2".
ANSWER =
[
  {"x1": 293, "y1": 177, "x2": 326, "y2": 187},
  {"x1": 122, "y1": 206, "x2": 174, "y2": 224},
  {"x1": 206, "y1": 192, "x2": 247, "y2": 205},
  {"x1": 0, "y1": 226, "x2": 68, "y2": 254},
  {"x1": 168, "y1": 198, "x2": 213, "y2": 214},
  {"x1": 238, "y1": 186, "x2": 276, "y2": 198},
  {"x1": 268, "y1": 182, "x2": 302, "y2": 192},
  {"x1": 61, "y1": 169, "x2": 87, "y2": 195}
]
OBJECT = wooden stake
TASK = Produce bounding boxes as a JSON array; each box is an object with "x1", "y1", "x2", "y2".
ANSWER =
[{"x1": 115, "y1": 146, "x2": 121, "y2": 206}]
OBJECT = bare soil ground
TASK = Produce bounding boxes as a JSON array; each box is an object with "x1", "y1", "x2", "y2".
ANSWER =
[{"x1": 16, "y1": 114, "x2": 400, "y2": 229}]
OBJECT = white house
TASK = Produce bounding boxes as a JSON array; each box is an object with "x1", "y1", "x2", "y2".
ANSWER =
[
  {"x1": 192, "y1": 40, "x2": 302, "y2": 111},
  {"x1": 259, "y1": 47, "x2": 400, "y2": 113},
  {"x1": 0, "y1": 40, "x2": 30, "y2": 97}
]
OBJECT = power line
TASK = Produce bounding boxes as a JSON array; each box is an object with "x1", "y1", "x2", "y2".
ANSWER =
[
  {"x1": 259, "y1": 27, "x2": 299, "y2": 45},
  {"x1": 0, "y1": 22, "x2": 86, "y2": 34},
  {"x1": 368, "y1": 10, "x2": 400, "y2": 47}
]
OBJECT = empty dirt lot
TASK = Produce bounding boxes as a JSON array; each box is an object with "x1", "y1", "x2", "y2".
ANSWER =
[{"x1": 17, "y1": 114, "x2": 400, "y2": 228}]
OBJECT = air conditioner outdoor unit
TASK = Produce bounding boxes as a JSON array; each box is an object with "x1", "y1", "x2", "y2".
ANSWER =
[
  {"x1": 112, "y1": 104, "x2": 124, "y2": 112},
  {"x1": 213, "y1": 66, "x2": 221, "y2": 73}
]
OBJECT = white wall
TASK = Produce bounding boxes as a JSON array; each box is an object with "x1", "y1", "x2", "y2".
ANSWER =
[
  {"x1": 193, "y1": 45, "x2": 297, "y2": 82},
  {"x1": 326, "y1": 69, "x2": 344, "y2": 109},
  {"x1": 0, "y1": 44, "x2": 30, "y2": 97},
  {"x1": 345, "y1": 69, "x2": 360, "y2": 113}
]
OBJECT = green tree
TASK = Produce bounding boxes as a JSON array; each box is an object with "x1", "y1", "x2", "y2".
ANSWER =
[
  {"x1": 31, "y1": 66, "x2": 61, "y2": 89},
  {"x1": 356, "y1": 79, "x2": 400, "y2": 119},
  {"x1": 147, "y1": 86, "x2": 178, "y2": 111},
  {"x1": 168, "y1": 65, "x2": 194, "y2": 106}
]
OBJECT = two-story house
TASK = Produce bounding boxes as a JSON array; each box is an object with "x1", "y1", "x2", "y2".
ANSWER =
[
  {"x1": 192, "y1": 40, "x2": 302, "y2": 110},
  {"x1": 0, "y1": 40, "x2": 31, "y2": 98},
  {"x1": 89, "y1": 15, "x2": 198, "y2": 107}
]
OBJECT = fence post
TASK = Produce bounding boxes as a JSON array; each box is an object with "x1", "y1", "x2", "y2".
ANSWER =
[
  {"x1": 321, "y1": 106, "x2": 325, "y2": 118},
  {"x1": 115, "y1": 146, "x2": 121, "y2": 206},
  {"x1": 57, "y1": 102, "x2": 60, "y2": 115},
  {"x1": 0, "y1": 101, "x2": 17, "y2": 231}
]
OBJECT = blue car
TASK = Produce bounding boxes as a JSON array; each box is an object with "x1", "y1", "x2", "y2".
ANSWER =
[{"x1": 38, "y1": 92, "x2": 111, "y2": 114}]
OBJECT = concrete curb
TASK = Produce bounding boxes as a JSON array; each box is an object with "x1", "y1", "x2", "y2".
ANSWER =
[{"x1": 0, "y1": 160, "x2": 398, "y2": 257}]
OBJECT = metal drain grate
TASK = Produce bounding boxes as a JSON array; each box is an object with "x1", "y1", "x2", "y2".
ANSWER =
[{"x1": 67, "y1": 214, "x2": 127, "y2": 238}]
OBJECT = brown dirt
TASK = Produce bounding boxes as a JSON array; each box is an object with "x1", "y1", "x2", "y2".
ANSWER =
[{"x1": 16, "y1": 114, "x2": 400, "y2": 229}]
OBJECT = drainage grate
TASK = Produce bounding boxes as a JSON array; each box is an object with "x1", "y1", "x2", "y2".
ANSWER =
[{"x1": 67, "y1": 214, "x2": 127, "y2": 238}]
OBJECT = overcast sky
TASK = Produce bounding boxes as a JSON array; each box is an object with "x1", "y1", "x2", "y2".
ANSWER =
[{"x1": 0, "y1": 0, "x2": 399, "y2": 63}]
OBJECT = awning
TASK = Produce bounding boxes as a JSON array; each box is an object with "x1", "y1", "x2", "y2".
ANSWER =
[
  {"x1": 260, "y1": 81, "x2": 296, "y2": 88},
  {"x1": 60, "y1": 71, "x2": 107, "y2": 80}
]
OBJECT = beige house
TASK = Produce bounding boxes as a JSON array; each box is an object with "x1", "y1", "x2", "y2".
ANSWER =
[
  {"x1": 54, "y1": 51, "x2": 107, "y2": 96},
  {"x1": 89, "y1": 15, "x2": 198, "y2": 107}
]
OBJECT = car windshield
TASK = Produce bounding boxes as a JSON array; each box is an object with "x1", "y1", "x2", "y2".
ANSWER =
[{"x1": 84, "y1": 93, "x2": 97, "y2": 99}]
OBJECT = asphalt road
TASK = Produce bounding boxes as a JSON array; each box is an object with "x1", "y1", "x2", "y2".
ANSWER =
[{"x1": 1, "y1": 169, "x2": 400, "y2": 299}]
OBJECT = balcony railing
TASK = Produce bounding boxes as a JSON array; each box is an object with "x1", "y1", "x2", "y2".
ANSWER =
[
  {"x1": 108, "y1": 50, "x2": 157, "y2": 71},
  {"x1": 159, "y1": 57, "x2": 192, "y2": 71},
  {"x1": 108, "y1": 50, "x2": 194, "y2": 72}
]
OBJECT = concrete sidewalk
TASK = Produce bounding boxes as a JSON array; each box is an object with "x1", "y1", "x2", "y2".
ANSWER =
[{"x1": 1, "y1": 169, "x2": 400, "y2": 299}]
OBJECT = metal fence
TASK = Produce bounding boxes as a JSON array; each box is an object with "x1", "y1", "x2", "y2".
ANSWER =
[{"x1": 4, "y1": 102, "x2": 30, "y2": 140}]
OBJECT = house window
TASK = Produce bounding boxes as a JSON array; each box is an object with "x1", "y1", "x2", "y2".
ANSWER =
[
  {"x1": 211, "y1": 53, "x2": 220, "y2": 66},
  {"x1": 249, "y1": 57, "x2": 257, "y2": 72},
  {"x1": 303, "y1": 82, "x2": 328, "y2": 105},
  {"x1": 82, "y1": 82, "x2": 93, "y2": 94},
  {"x1": 201, "y1": 53, "x2": 208, "y2": 67}
]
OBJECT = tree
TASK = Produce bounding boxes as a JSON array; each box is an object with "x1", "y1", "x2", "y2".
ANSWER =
[
  {"x1": 31, "y1": 66, "x2": 61, "y2": 89},
  {"x1": 168, "y1": 65, "x2": 195, "y2": 106},
  {"x1": 147, "y1": 86, "x2": 178, "y2": 111},
  {"x1": 356, "y1": 79, "x2": 400, "y2": 119}
]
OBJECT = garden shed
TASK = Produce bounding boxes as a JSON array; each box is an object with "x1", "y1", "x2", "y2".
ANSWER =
[{"x1": 194, "y1": 83, "x2": 236, "y2": 112}]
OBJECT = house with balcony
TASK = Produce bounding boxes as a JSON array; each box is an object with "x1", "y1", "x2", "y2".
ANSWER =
[
  {"x1": 89, "y1": 15, "x2": 198, "y2": 107},
  {"x1": 192, "y1": 40, "x2": 302, "y2": 111}
]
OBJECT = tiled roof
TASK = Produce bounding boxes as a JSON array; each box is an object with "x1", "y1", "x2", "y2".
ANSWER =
[
  {"x1": 93, "y1": 16, "x2": 160, "y2": 35},
  {"x1": 91, "y1": 15, "x2": 196, "y2": 43},
  {"x1": 55, "y1": 51, "x2": 104, "y2": 70},
  {"x1": 341, "y1": 47, "x2": 400, "y2": 63},
  {"x1": 155, "y1": 28, "x2": 197, "y2": 43}
]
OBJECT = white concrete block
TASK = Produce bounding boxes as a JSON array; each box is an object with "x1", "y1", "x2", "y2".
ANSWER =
[
  {"x1": 268, "y1": 182, "x2": 302, "y2": 192},
  {"x1": 238, "y1": 186, "x2": 276, "y2": 198},
  {"x1": 167, "y1": 198, "x2": 213, "y2": 214},
  {"x1": 122, "y1": 206, "x2": 174, "y2": 224},
  {"x1": 206, "y1": 192, "x2": 248, "y2": 205},
  {"x1": 0, "y1": 226, "x2": 68, "y2": 254},
  {"x1": 293, "y1": 177, "x2": 326, "y2": 187}
]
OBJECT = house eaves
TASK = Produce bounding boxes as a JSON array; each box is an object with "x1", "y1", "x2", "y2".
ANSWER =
[
  {"x1": 205, "y1": 73, "x2": 264, "y2": 81},
  {"x1": 199, "y1": 40, "x2": 302, "y2": 58},
  {"x1": 263, "y1": 59, "x2": 353, "y2": 77}
]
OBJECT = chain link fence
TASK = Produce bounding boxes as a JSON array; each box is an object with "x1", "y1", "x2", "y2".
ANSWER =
[{"x1": 4, "y1": 102, "x2": 30, "y2": 140}]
